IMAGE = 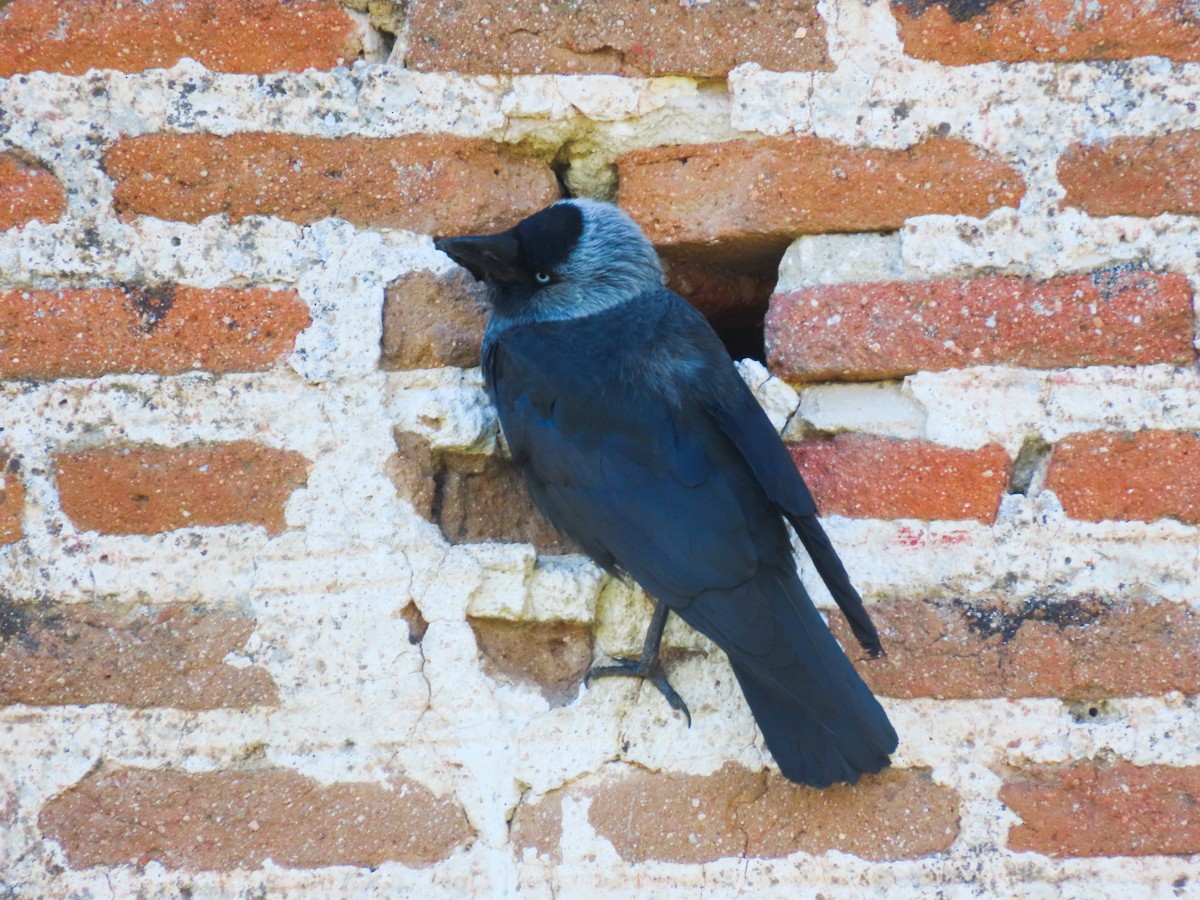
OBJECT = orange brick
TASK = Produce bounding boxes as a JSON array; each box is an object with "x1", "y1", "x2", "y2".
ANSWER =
[
  {"x1": 1003, "y1": 761, "x2": 1200, "y2": 856},
  {"x1": 0, "y1": 0, "x2": 361, "y2": 76},
  {"x1": 105, "y1": 134, "x2": 560, "y2": 234},
  {"x1": 766, "y1": 271, "x2": 1195, "y2": 382},
  {"x1": 55, "y1": 442, "x2": 310, "y2": 535},
  {"x1": 0, "y1": 151, "x2": 65, "y2": 230},
  {"x1": 39, "y1": 767, "x2": 472, "y2": 869},
  {"x1": 0, "y1": 456, "x2": 23, "y2": 545},
  {"x1": 1045, "y1": 430, "x2": 1200, "y2": 525},
  {"x1": 788, "y1": 435, "x2": 1012, "y2": 523},
  {"x1": 619, "y1": 138, "x2": 1024, "y2": 259},
  {"x1": 829, "y1": 597, "x2": 1200, "y2": 700},
  {"x1": 0, "y1": 601, "x2": 277, "y2": 709},
  {"x1": 1060, "y1": 133, "x2": 1200, "y2": 217},
  {"x1": 893, "y1": 0, "x2": 1200, "y2": 65},
  {"x1": 0, "y1": 286, "x2": 310, "y2": 380},
  {"x1": 513, "y1": 764, "x2": 958, "y2": 863},
  {"x1": 407, "y1": 0, "x2": 831, "y2": 77}
]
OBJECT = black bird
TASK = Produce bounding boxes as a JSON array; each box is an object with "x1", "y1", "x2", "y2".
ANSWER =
[{"x1": 436, "y1": 199, "x2": 897, "y2": 787}]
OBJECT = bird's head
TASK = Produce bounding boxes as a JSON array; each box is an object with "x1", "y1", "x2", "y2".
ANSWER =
[{"x1": 435, "y1": 199, "x2": 664, "y2": 325}]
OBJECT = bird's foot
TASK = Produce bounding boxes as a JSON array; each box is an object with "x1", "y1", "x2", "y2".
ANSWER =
[{"x1": 585, "y1": 657, "x2": 692, "y2": 726}]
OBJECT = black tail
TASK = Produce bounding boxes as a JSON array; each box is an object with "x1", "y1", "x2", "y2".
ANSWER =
[
  {"x1": 680, "y1": 566, "x2": 897, "y2": 788},
  {"x1": 789, "y1": 512, "x2": 883, "y2": 658}
]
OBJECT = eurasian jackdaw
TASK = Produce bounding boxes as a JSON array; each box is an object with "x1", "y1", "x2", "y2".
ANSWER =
[{"x1": 436, "y1": 198, "x2": 897, "y2": 787}]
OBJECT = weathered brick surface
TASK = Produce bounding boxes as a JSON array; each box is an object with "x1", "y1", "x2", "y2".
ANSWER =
[
  {"x1": 39, "y1": 767, "x2": 472, "y2": 869},
  {"x1": 788, "y1": 435, "x2": 1012, "y2": 523},
  {"x1": 1059, "y1": 132, "x2": 1200, "y2": 217},
  {"x1": 470, "y1": 618, "x2": 593, "y2": 706},
  {"x1": 406, "y1": 0, "x2": 831, "y2": 77},
  {"x1": 55, "y1": 442, "x2": 310, "y2": 535},
  {"x1": 766, "y1": 271, "x2": 1195, "y2": 382},
  {"x1": 619, "y1": 138, "x2": 1024, "y2": 259},
  {"x1": 1044, "y1": 430, "x2": 1200, "y2": 525},
  {"x1": 892, "y1": 0, "x2": 1200, "y2": 66},
  {"x1": 513, "y1": 764, "x2": 958, "y2": 863},
  {"x1": 381, "y1": 269, "x2": 488, "y2": 370},
  {"x1": 0, "y1": 456, "x2": 23, "y2": 545},
  {"x1": 0, "y1": 0, "x2": 361, "y2": 76},
  {"x1": 433, "y1": 451, "x2": 574, "y2": 555},
  {"x1": 1002, "y1": 761, "x2": 1200, "y2": 857},
  {"x1": 0, "y1": 151, "x2": 66, "y2": 230},
  {"x1": 0, "y1": 286, "x2": 310, "y2": 380},
  {"x1": 829, "y1": 597, "x2": 1200, "y2": 700},
  {"x1": 0, "y1": 600, "x2": 277, "y2": 709},
  {"x1": 105, "y1": 134, "x2": 559, "y2": 234},
  {"x1": 389, "y1": 431, "x2": 440, "y2": 521}
]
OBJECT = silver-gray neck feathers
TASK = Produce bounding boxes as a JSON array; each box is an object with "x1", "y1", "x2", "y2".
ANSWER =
[{"x1": 485, "y1": 199, "x2": 665, "y2": 338}]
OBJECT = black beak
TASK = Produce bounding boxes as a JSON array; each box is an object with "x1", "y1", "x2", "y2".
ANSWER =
[{"x1": 435, "y1": 231, "x2": 522, "y2": 284}]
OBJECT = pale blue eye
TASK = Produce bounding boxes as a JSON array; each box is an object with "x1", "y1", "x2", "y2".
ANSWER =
[{"x1": 535, "y1": 272, "x2": 551, "y2": 284}]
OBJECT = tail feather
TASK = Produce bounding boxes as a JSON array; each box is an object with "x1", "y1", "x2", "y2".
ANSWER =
[
  {"x1": 730, "y1": 662, "x2": 891, "y2": 787},
  {"x1": 789, "y1": 512, "x2": 882, "y2": 657},
  {"x1": 679, "y1": 567, "x2": 897, "y2": 787}
]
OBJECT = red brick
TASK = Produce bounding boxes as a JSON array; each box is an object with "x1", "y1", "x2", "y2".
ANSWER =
[
  {"x1": 0, "y1": 600, "x2": 277, "y2": 709},
  {"x1": 1002, "y1": 761, "x2": 1200, "y2": 857},
  {"x1": 406, "y1": 0, "x2": 830, "y2": 77},
  {"x1": 1060, "y1": 133, "x2": 1200, "y2": 217},
  {"x1": 0, "y1": 456, "x2": 23, "y2": 545},
  {"x1": 788, "y1": 435, "x2": 1011, "y2": 523},
  {"x1": 39, "y1": 767, "x2": 472, "y2": 869},
  {"x1": 105, "y1": 134, "x2": 559, "y2": 234},
  {"x1": 381, "y1": 269, "x2": 487, "y2": 370},
  {"x1": 1045, "y1": 430, "x2": 1200, "y2": 525},
  {"x1": 512, "y1": 764, "x2": 958, "y2": 863},
  {"x1": 619, "y1": 138, "x2": 1024, "y2": 260},
  {"x1": 893, "y1": 0, "x2": 1200, "y2": 66},
  {"x1": 766, "y1": 271, "x2": 1195, "y2": 382},
  {"x1": 0, "y1": 285, "x2": 310, "y2": 380},
  {"x1": 829, "y1": 597, "x2": 1200, "y2": 700},
  {"x1": 55, "y1": 442, "x2": 310, "y2": 536},
  {"x1": 0, "y1": 151, "x2": 66, "y2": 230},
  {"x1": 0, "y1": 0, "x2": 361, "y2": 76}
]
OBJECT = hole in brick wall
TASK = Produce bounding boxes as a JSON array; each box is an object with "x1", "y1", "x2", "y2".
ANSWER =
[
  {"x1": 398, "y1": 601, "x2": 428, "y2": 644},
  {"x1": 660, "y1": 247, "x2": 784, "y2": 363},
  {"x1": 1065, "y1": 699, "x2": 1121, "y2": 723},
  {"x1": 374, "y1": 27, "x2": 397, "y2": 60},
  {"x1": 1009, "y1": 435, "x2": 1051, "y2": 495},
  {"x1": 549, "y1": 158, "x2": 575, "y2": 199}
]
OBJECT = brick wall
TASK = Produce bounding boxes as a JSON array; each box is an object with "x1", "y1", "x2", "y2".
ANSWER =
[{"x1": 1, "y1": 0, "x2": 1197, "y2": 896}]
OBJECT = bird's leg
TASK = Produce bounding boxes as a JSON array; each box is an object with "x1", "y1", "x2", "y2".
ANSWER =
[{"x1": 584, "y1": 600, "x2": 691, "y2": 726}]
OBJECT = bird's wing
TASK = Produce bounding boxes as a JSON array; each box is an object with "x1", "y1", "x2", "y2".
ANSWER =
[
  {"x1": 701, "y1": 368, "x2": 883, "y2": 656},
  {"x1": 485, "y1": 318, "x2": 766, "y2": 607}
]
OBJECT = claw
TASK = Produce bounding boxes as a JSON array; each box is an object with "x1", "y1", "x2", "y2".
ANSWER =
[
  {"x1": 586, "y1": 654, "x2": 692, "y2": 726},
  {"x1": 584, "y1": 600, "x2": 692, "y2": 725}
]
